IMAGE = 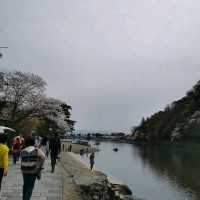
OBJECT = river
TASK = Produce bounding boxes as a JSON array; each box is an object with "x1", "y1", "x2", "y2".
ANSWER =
[{"x1": 82, "y1": 141, "x2": 200, "y2": 200}]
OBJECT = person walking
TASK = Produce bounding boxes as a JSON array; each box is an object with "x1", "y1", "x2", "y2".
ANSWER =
[
  {"x1": 12, "y1": 137, "x2": 22, "y2": 164},
  {"x1": 89, "y1": 152, "x2": 95, "y2": 170},
  {"x1": 21, "y1": 137, "x2": 45, "y2": 200},
  {"x1": 49, "y1": 133, "x2": 61, "y2": 173},
  {"x1": 0, "y1": 133, "x2": 9, "y2": 193},
  {"x1": 40, "y1": 136, "x2": 49, "y2": 157},
  {"x1": 68, "y1": 144, "x2": 72, "y2": 152},
  {"x1": 62, "y1": 143, "x2": 65, "y2": 152}
]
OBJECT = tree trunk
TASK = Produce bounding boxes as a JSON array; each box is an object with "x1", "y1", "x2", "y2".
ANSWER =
[{"x1": 11, "y1": 103, "x2": 18, "y2": 120}]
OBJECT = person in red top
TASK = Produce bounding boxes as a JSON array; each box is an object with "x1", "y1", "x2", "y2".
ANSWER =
[{"x1": 12, "y1": 137, "x2": 23, "y2": 164}]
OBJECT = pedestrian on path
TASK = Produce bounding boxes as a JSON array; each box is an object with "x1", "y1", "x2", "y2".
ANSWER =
[
  {"x1": 68, "y1": 144, "x2": 72, "y2": 152},
  {"x1": 0, "y1": 133, "x2": 9, "y2": 192},
  {"x1": 49, "y1": 133, "x2": 61, "y2": 173},
  {"x1": 11, "y1": 136, "x2": 22, "y2": 164},
  {"x1": 62, "y1": 143, "x2": 65, "y2": 152},
  {"x1": 21, "y1": 137, "x2": 45, "y2": 200},
  {"x1": 89, "y1": 152, "x2": 95, "y2": 170},
  {"x1": 40, "y1": 136, "x2": 49, "y2": 157}
]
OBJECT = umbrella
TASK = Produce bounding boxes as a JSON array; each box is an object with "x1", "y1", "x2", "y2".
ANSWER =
[{"x1": 0, "y1": 126, "x2": 15, "y2": 134}]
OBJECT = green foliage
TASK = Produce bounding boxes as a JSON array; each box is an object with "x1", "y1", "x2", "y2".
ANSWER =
[
  {"x1": 135, "y1": 80, "x2": 200, "y2": 142},
  {"x1": 35, "y1": 117, "x2": 65, "y2": 137},
  {"x1": 0, "y1": 70, "x2": 76, "y2": 136}
]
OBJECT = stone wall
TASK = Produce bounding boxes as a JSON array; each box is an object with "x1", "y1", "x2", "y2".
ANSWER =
[
  {"x1": 78, "y1": 177, "x2": 135, "y2": 200},
  {"x1": 61, "y1": 152, "x2": 135, "y2": 200}
]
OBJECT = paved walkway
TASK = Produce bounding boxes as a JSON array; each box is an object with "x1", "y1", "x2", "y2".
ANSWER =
[{"x1": 1, "y1": 158, "x2": 63, "y2": 200}]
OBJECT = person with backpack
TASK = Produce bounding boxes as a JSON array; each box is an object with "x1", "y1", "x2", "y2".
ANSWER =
[
  {"x1": 0, "y1": 133, "x2": 9, "y2": 193},
  {"x1": 49, "y1": 133, "x2": 61, "y2": 173},
  {"x1": 21, "y1": 137, "x2": 45, "y2": 200}
]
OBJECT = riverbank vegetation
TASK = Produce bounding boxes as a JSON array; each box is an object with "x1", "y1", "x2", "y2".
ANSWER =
[
  {"x1": 132, "y1": 80, "x2": 200, "y2": 143},
  {"x1": 0, "y1": 70, "x2": 75, "y2": 136}
]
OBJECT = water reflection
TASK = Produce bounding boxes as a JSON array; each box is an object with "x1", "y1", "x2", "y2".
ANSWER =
[
  {"x1": 85, "y1": 142, "x2": 200, "y2": 200},
  {"x1": 135, "y1": 144, "x2": 200, "y2": 199}
]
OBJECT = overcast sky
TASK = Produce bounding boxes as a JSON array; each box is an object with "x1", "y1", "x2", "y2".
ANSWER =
[{"x1": 1, "y1": 0, "x2": 200, "y2": 132}]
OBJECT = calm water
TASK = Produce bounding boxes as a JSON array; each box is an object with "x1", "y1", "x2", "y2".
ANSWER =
[{"x1": 83, "y1": 142, "x2": 200, "y2": 200}]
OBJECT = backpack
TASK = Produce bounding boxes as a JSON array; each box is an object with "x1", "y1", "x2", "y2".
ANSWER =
[{"x1": 21, "y1": 147, "x2": 38, "y2": 174}]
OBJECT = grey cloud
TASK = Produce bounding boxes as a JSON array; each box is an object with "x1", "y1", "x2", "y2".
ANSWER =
[{"x1": 1, "y1": 0, "x2": 200, "y2": 132}]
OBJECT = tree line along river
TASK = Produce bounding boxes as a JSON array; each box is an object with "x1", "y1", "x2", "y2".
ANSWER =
[{"x1": 82, "y1": 141, "x2": 200, "y2": 200}]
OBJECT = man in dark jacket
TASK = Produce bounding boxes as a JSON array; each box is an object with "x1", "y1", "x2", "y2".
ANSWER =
[{"x1": 49, "y1": 133, "x2": 61, "y2": 173}]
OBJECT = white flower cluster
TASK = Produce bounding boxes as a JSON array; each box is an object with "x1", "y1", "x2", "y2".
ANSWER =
[{"x1": 38, "y1": 97, "x2": 70, "y2": 130}]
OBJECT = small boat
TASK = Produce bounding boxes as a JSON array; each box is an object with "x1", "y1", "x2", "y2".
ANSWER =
[
  {"x1": 95, "y1": 141, "x2": 100, "y2": 145},
  {"x1": 72, "y1": 139, "x2": 89, "y2": 146},
  {"x1": 113, "y1": 148, "x2": 118, "y2": 152}
]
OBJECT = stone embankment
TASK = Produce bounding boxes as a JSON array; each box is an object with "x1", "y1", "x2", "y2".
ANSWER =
[
  {"x1": 2, "y1": 143, "x2": 138, "y2": 200},
  {"x1": 60, "y1": 150, "x2": 135, "y2": 200}
]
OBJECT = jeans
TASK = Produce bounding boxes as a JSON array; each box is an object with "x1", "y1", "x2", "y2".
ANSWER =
[
  {"x1": 50, "y1": 152, "x2": 58, "y2": 173},
  {"x1": 23, "y1": 173, "x2": 37, "y2": 200},
  {"x1": 90, "y1": 161, "x2": 94, "y2": 170},
  {"x1": 13, "y1": 152, "x2": 18, "y2": 164}
]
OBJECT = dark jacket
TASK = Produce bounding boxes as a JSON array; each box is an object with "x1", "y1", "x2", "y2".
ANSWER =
[{"x1": 49, "y1": 136, "x2": 61, "y2": 155}]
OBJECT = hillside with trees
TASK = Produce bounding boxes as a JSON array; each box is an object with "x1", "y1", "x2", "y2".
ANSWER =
[
  {"x1": 0, "y1": 71, "x2": 75, "y2": 136},
  {"x1": 132, "y1": 80, "x2": 200, "y2": 142}
]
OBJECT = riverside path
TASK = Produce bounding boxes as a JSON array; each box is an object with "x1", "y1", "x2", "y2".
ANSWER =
[{"x1": 1, "y1": 158, "x2": 63, "y2": 200}]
